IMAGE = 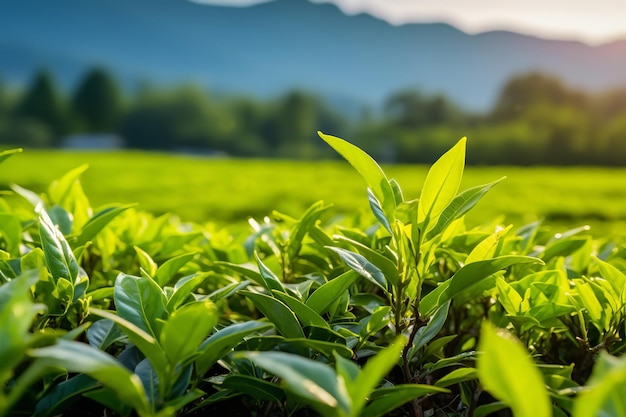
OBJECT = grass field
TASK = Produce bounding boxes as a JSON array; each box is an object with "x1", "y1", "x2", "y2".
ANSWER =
[{"x1": 1, "y1": 149, "x2": 626, "y2": 237}]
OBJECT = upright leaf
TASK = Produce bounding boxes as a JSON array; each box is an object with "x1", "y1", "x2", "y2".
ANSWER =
[
  {"x1": 417, "y1": 137, "x2": 466, "y2": 230},
  {"x1": 0, "y1": 213, "x2": 22, "y2": 256},
  {"x1": 37, "y1": 204, "x2": 79, "y2": 284},
  {"x1": 425, "y1": 177, "x2": 504, "y2": 241},
  {"x1": 306, "y1": 270, "x2": 359, "y2": 314},
  {"x1": 114, "y1": 273, "x2": 167, "y2": 339},
  {"x1": 154, "y1": 252, "x2": 197, "y2": 287},
  {"x1": 47, "y1": 165, "x2": 91, "y2": 231},
  {"x1": 160, "y1": 300, "x2": 218, "y2": 364},
  {"x1": 465, "y1": 225, "x2": 512, "y2": 264},
  {"x1": 74, "y1": 204, "x2": 135, "y2": 247},
  {"x1": 367, "y1": 189, "x2": 392, "y2": 234},
  {"x1": 319, "y1": 131, "x2": 396, "y2": 221},
  {"x1": 255, "y1": 252, "x2": 285, "y2": 293},
  {"x1": 286, "y1": 201, "x2": 330, "y2": 262}
]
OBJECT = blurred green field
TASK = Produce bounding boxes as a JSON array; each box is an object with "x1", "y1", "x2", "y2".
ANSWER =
[{"x1": 1, "y1": 149, "x2": 626, "y2": 237}]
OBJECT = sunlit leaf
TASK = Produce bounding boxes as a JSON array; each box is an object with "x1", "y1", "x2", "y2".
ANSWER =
[
  {"x1": 572, "y1": 352, "x2": 626, "y2": 417},
  {"x1": 327, "y1": 246, "x2": 387, "y2": 292},
  {"x1": 242, "y1": 291, "x2": 304, "y2": 339},
  {"x1": 477, "y1": 322, "x2": 551, "y2": 417},
  {"x1": 425, "y1": 177, "x2": 504, "y2": 241},
  {"x1": 417, "y1": 137, "x2": 466, "y2": 229},
  {"x1": 319, "y1": 131, "x2": 395, "y2": 221}
]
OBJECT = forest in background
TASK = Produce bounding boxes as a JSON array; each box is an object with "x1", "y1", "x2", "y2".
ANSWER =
[{"x1": 2, "y1": 67, "x2": 626, "y2": 165}]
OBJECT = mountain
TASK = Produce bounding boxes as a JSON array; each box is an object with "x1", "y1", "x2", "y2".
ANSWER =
[{"x1": 1, "y1": 0, "x2": 626, "y2": 111}]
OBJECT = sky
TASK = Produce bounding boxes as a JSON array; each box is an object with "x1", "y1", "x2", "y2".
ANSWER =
[{"x1": 192, "y1": 0, "x2": 626, "y2": 45}]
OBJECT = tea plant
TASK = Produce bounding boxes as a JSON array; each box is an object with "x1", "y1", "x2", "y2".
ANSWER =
[{"x1": 0, "y1": 132, "x2": 625, "y2": 417}]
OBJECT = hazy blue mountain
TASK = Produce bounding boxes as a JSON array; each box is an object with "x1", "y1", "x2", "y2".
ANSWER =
[{"x1": 1, "y1": 0, "x2": 625, "y2": 111}]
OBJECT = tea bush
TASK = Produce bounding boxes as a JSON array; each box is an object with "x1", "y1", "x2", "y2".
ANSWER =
[{"x1": 0, "y1": 133, "x2": 625, "y2": 417}]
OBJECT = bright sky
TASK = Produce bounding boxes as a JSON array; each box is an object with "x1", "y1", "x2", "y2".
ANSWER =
[{"x1": 192, "y1": 0, "x2": 626, "y2": 45}]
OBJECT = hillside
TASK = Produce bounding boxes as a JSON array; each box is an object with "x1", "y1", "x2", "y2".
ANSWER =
[{"x1": 1, "y1": 0, "x2": 626, "y2": 110}]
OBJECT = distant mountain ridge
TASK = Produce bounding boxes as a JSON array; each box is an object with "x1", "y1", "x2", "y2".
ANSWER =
[{"x1": 1, "y1": 0, "x2": 625, "y2": 111}]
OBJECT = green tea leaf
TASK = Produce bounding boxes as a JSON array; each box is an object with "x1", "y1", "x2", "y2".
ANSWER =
[
  {"x1": 327, "y1": 246, "x2": 387, "y2": 292},
  {"x1": 255, "y1": 252, "x2": 285, "y2": 293},
  {"x1": 319, "y1": 131, "x2": 395, "y2": 221},
  {"x1": 134, "y1": 246, "x2": 158, "y2": 277},
  {"x1": 594, "y1": 256, "x2": 626, "y2": 296},
  {"x1": 89, "y1": 307, "x2": 169, "y2": 395},
  {"x1": 220, "y1": 374, "x2": 285, "y2": 402},
  {"x1": 166, "y1": 273, "x2": 210, "y2": 311},
  {"x1": 496, "y1": 277, "x2": 523, "y2": 315},
  {"x1": 30, "y1": 339, "x2": 150, "y2": 417},
  {"x1": 114, "y1": 273, "x2": 168, "y2": 339},
  {"x1": 242, "y1": 350, "x2": 349, "y2": 417},
  {"x1": 48, "y1": 165, "x2": 91, "y2": 231},
  {"x1": 272, "y1": 290, "x2": 329, "y2": 328},
  {"x1": 0, "y1": 148, "x2": 22, "y2": 165},
  {"x1": 477, "y1": 322, "x2": 551, "y2": 417},
  {"x1": 572, "y1": 352, "x2": 626, "y2": 417},
  {"x1": 352, "y1": 336, "x2": 407, "y2": 413},
  {"x1": 425, "y1": 177, "x2": 504, "y2": 241},
  {"x1": 417, "y1": 137, "x2": 466, "y2": 229},
  {"x1": 38, "y1": 204, "x2": 79, "y2": 284},
  {"x1": 196, "y1": 321, "x2": 272, "y2": 376},
  {"x1": 286, "y1": 200, "x2": 330, "y2": 262},
  {"x1": 358, "y1": 305, "x2": 391, "y2": 340},
  {"x1": 474, "y1": 402, "x2": 508, "y2": 417},
  {"x1": 213, "y1": 261, "x2": 265, "y2": 286},
  {"x1": 435, "y1": 367, "x2": 478, "y2": 388},
  {"x1": 10, "y1": 183, "x2": 44, "y2": 208},
  {"x1": 154, "y1": 252, "x2": 197, "y2": 287},
  {"x1": 34, "y1": 374, "x2": 99, "y2": 417},
  {"x1": 540, "y1": 236, "x2": 589, "y2": 262},
  {"x1": 363, "y1": 384, "x2": 449, "y2": 417},
  {"x1": 306, "y1": 270, "x2": 359, "y2": 314},
  {"x1": 332, "y1": 235, "x2": 400, "y2": 287},
  {"x1": 280, "y1": 338, "x2": 353, "y2": 359},
  {"x1": 242, "y1": 291, "x2": 304, "y2": 339},
  {"x1": 74, "y1": 204, "x2": 135, "y2": 247},
  {"x1": 465, "y1": 225, "x2": 512, "y2": 264},
  {"x1": 160, "y1": 300, "x2": 218, "y2": 364},
  {"x1": 87, "y1": 319, "x2": 127, "y2": 350},
  {"x1": 420, "y1": 255, "x2": 542, "y2": 316},
  {"x1": 411, "y1": 300, "x2": 450, "y2": 353},
  {"x1": 368, "y1": 188, "x2": 392, "y2": 234},
  {"x1": 0, "y1": 213, "x2": 22, "y2": 256},
  {"x1": 0, "y1": 271, "x2": 40, "y2": 387}
]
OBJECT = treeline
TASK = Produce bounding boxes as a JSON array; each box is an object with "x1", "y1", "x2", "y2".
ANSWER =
[{"x1": 1, "y1": 68, "x2": 626, "y2": 165}]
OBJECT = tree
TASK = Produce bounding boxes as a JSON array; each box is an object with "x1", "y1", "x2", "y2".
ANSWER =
[
  {"x1": 72, "y1": 67, "x2": 123, "y2": 132},
  {"x1": 120, "y1": 86, "x2": 234, "y2": 151},
  {"x1": 490, "y1": 72, "x2": 589, "y2": 121},
  {"x1": 384, "y1": 90, "x2": 464, "y2": 129},
  {"x1": 15, "y1": 70, "x2": 67, "y2": 141}
]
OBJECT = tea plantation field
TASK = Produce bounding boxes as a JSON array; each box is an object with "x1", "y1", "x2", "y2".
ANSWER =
[{"x1": 1, "y1": 149, "x2": 626, "y2": 236}]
